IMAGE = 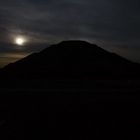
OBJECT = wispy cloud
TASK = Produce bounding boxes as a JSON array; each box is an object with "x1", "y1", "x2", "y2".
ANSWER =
[{"x1": 0, "y1": 0, "x2": 140, "y2": 65}]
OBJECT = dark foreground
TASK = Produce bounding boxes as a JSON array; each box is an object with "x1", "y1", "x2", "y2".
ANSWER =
[{"x1": 0, "y1": 81, "x2": 140, "y2": 140}]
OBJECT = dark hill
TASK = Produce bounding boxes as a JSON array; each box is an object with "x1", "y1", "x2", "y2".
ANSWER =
[
  {"x1": 0, "y1": 41, "x2": 140, "y2": 140},
  {"x1": 0, "y1": 40, "x2": 139, "y2": 80}
]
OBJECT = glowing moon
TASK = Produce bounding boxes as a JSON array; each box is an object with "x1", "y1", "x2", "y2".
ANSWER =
[{"x1": 15, "y1": 37, "x2": 26, "y2": 46}]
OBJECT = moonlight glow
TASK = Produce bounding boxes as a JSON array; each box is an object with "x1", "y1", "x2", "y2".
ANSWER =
[{"x1": 14, "y1": 37, "x2": 26, "y2": 46}]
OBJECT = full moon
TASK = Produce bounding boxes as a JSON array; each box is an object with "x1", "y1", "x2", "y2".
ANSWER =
[{"x1": 15, "y1": 37, "x2": 26, "y2": 46}]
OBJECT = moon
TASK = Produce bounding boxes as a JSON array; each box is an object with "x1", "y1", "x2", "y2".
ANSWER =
[{"x1": 14, "y1": 37, "x2": 26, "y2": 46}]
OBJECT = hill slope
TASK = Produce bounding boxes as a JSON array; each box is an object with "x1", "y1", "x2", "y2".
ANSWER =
[{"x1": 0, "y1": 40, "x2": 139, "y2": 80}]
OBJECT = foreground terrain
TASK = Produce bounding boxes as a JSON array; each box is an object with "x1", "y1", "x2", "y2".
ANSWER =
[
  {"x1": 0, "y1": 79, "x2": 140, "y2": 140},
  {"x1": 0, "y1": 41, "x2": 140, "y2": 139}
]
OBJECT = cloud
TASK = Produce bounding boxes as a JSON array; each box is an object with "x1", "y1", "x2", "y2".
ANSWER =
[
  {"x1": 0, "y1": 0, "x2": 140, "y2": 65},
  {"x1": 0, "y1": 0, "x2": 140, "y2": 42}
]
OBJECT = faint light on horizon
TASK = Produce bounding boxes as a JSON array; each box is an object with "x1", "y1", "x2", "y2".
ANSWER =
[{"x1": 0, "y1": 52, "x2": 30, "y2": 68}]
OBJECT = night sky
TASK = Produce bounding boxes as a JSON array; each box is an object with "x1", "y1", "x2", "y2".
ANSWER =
[{"x1": 0, "y1": 0, "x2": 140, "y2": 67}]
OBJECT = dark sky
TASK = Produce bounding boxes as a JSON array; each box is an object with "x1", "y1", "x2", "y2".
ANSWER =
[{"x1": 0, "y1": 0, "x2": 140, "y2": 67}]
